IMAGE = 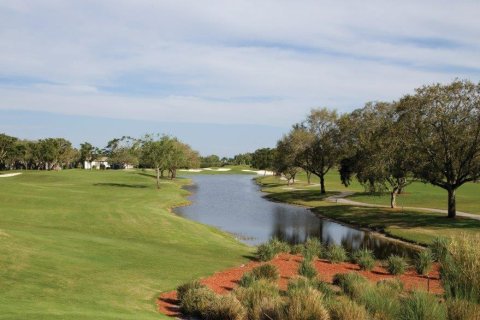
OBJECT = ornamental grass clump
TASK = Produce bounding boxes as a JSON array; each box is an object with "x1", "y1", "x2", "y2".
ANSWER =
[
  {"x1": 352, "y1": 248, "x2": 376, "y2": 271},
  {"x1": 304, "y1": 237, "x2": 324, "y2": 258},
  {"x1": 238, "y1": 272, "x2": 257, "y2": 288},
  {"x1": 414, "y1": 249, "x2": 433, "y2": 275},
  {"x1": 441, "y1": 234, "x2": 480, "y2": 303},
  {"x1": 447, "y1": 299, "x2": 480, "y2": 320},
  {"x1": 179, "y1": 286, "x2": 216, "y2": 317},
  {"x1": 429, "y1": 236, "x2": 449, "y2": 262},
  {"x1": 290, "y1": 243, "x2": 304, "y2": 255},
  {"x1": 288, "y1": 276, "x2": 334, "y2": 301},
  {"x1": 256, "y1": 237, "x2": 290, "y2": 261},
  {"x1": 326, "y1": 244, "x2": 348, "y2": 263},
  {"x1": 176, "y1": 279, "x2": 205, "y2": 301},
  {"x1": 204, "y1": 294, "x2": 247, "y2": 320},
  {"x1": 285, "y1": 287, "x2": 330, "y2": 320},
  {"x1": 332, "y1": 272, "x2": 367, "y2": 298},
  {"x1": 251, "y1": 264, "x2": 279, "y2": 282},
  {"x1": 298, "y1": 260, "x2": 318, "y2": 279},
  {"x1": 359, "y1": 280, "x2": 402, "y2": 320},
  {"x1": 400, "y1": 290, "x2": 447, "y2": 320},
  {"x1": 234, "y1": 279, "x2": 282, "y2": 320},
  {"x1": 386, "y1": 255, "x2": 408, "y2": 275},
  {"x1": 329, "y1": 296, "x2": 370, "y2": 320}
]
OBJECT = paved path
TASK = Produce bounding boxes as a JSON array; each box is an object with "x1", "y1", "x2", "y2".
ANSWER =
[{"x1": 325, "y1": 191, "x2": 480, "y2": 221}]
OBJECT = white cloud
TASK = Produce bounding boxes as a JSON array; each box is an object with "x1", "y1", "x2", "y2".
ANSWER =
[{"x1": 0, "y1": 0, "x2": 479, "y2": 126}]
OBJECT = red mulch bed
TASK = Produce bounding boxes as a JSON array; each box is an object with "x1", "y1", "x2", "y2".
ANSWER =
[{"x1": 157, "y1": 253, "x2": 442, "y2": 317}]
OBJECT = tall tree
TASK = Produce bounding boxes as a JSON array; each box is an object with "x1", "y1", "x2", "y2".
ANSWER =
[
  {"x1": 105, "y1": 136, "x2": 140, "y2": 169},
  {"x1": 141, "y1": 135, "x2": 172, "y2": 188},
  {"x1": 338, "y1": 102, "x2": 413, "y2": 208},
  {"x1": 397, "y1": 80, "x2": 480, "y2": 218},
  {"x1": 251, "y1": 148, "x2": 275, "y2": 174},
  {"x1": 300, "y1": 108, "x2": 341, "y2": 194},
  {"x1": 0, "y1": 133, "x2": 17, "y2": 170}
]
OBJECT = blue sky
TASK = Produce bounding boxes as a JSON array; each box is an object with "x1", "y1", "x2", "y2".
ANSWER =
[{"x1": 1, "y1": 1, "x2": 479, "y2": 156}]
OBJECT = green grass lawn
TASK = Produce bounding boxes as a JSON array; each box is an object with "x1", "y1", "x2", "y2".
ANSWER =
[
  {"x1": 258, "y1": 174, "x2": 480, "y2": 245},
  {"x1": 0, "y1": 170, "x2": 251, "y2": 319}
]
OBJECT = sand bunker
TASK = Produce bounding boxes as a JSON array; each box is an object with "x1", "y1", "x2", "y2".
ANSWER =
[{"x1": 0, "y1": 173, "x2": 22, "y2": 178}]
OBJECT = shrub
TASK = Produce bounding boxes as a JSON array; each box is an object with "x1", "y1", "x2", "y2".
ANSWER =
[
  {"x1": 353, "y1": 248, "x2": 376, "y2": 271},
  {"x1": 251, "y1": 264, "x2": 279, "y2": 282},
  {"x1": 204, "y1": 294, "x2": 246, "y2": 320},
  {"x1": 386, "y1": 255, "x2": 408, "y2": 275},
  {"x1": 326, "y1": 244, "x2": 348, "y2": 263},
  {"x1": 239, "y1": 272, "x2": 257, "y2": 288},
  {"x1": 285, "y1": 287, "x2": 330, "y2": 320},
  {"x1": 180, "y1": 286, "x2": 216, "y2": 316},
  {"x1": 414, "y1": 249, "x2": 433, "y2": 275},
  {"x1": 447, "y1": 299, "x2": 480, "y2": 320},
  {"x1": 290, "y1": 244, "x2": 304, "y2": 255},
  {"x1": 298, "y1": 260, "x2": 318, "y2": 279},
  {"x1": 333, "y1": 272, "x2": 367, "y2": 298},
  {"x1": 256, "y1": 237, "x2": 290, "y2": 261},
  {"x1": 441, "y1": 234, "x2": 480, "y2": 303},
  {"x1": 429, "y1": 236, "x2": 449, "y2": 262},
  {"x1": 304, "y1": 237, "x2": 324, "y2": 258},
  {"x1": 234, "y1": 279, "x2": 282, "y2": 320},
  {"x1": 329, "y1": 296, "x2": 370, "y2": 320},
  {"x1": 176, "y1": 279, "x2": 205, "y2": 302},
  {"x1": 400, "y1": 290, "x2": 447, "y2": 320}
]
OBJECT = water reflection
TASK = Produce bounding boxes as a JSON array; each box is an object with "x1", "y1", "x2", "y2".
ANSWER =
[{"x1": 174, "y1": 175, "x2": 414, "y2": 258}]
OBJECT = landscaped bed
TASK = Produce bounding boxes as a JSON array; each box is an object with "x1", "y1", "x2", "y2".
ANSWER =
[{"x1": 157, "y1": 253, "x2": 441, "y2": 318}]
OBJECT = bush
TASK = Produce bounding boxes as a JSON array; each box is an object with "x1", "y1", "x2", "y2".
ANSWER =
[
  {"x1": 353, "y1": 248, "x2": 376, "y2": 271},
  {"x1": 290, "y1": 244, "x2": 304, "y2": 255},
  {"x1": 447, "y1": 299, "x2": 480, "y2": 320},
  {"x1": 176, "y1": 279, "x2": 205, "y2": 302},
  {"x1": 429, "y1": 236, "x2": 449, "y2": 262},
  {"x1": 238, "y1": 272, "x2": 257, "y2": 288},
  {"x1": 386, "y1": 255, "x2": 408, "y2": 275},
  {"x1": 204, "y1": 294, "x2": 246, "y2": 320},
  {"x1": 285, "y1": 287, "x2": 330, "y2": 320},
  {"x1": 400, "y1": 290, "x2": 447, "y2": 320},
  {"x1": 256, "y1": 237, "x2": 290, "y2": 261},
  {"x1": 180, "y1": 286, "x2": 216, "y2": 316},
  {"x1": 298, "y1": 260, "x2": 318, "y2": 279},
  {"x1": 234, "y1": 279, "x2": 282, "y2": 320},
  {"x1": 441, "y1": 234, "x2": 480, "y2": 303},
  {"x1": 333, "y1": 272, "x2": 367, "y2": 298},
  {"x1": 414, "y1": 249, "x2": 433, "y2": 275},
  {"x1": 252, "y1": 264, "x2": 279, "y2": 282},
  {"x1": 326, "y1": 244, "x2": 348, "y2": 263},
  {"x1": 329, "y1": 296, "x2": 370, "y2": 320}
]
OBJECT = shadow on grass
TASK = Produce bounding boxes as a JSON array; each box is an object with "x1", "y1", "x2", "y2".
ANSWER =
[
  {"x1": 312, "y1": 205, "x2": 480, "y2": 231},
  {"x1": 93, "y1": 183, "x2": 148, "y2": 188}
]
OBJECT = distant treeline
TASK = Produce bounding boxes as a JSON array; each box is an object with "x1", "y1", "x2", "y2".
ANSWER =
[{"x1": 248, "y1": 80, "x2": 480, "y2": 219}]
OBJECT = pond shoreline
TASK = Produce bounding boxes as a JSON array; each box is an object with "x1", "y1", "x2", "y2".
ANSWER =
[{"x1": 255, "y1": 177, "x2": 425, "y2": 253}]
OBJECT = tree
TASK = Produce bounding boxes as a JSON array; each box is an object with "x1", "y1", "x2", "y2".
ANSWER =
[
  {"x1": 275, "y1": 136, "x2": 300, "y2": 185},
  {"x1": 105, "y1": 136, "x2": 140, "y2": 169},
  {"x1": 397, "y1": 80, "x2": 480, "y2": 218},
  {"x1": 251, "y1": 148, "x2": 275, "y2": 174},
  {"x1": 338, "y1": 102, "x2": 413, "y2": 208},
  {"x1": 200, "y1": 155, "x2": 221, "y2": 168},
  {"x1": 0, "y1": 133, "x2": 17, "y2": 170},
  {"x1": 300, "y1": 108, "x2": 341, "y2": 194},
  {"x1": 141, "y1": 135, "x2": 172, "y2": 188},
  {"x1": 37, "y1": 138, "x2": 75, "y2": 170}
]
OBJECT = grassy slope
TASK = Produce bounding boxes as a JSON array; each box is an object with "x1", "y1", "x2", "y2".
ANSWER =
[
  {"x1": 0, "y1": 170, "x2": 251, "y2": 319},
  {"x1": 259, "y1": 172, "x2": 480, "y2": 245}
]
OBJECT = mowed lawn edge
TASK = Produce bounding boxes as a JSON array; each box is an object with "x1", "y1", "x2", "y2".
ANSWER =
[
  {"x1": 257, "y1": 175, "x2": 480, "y2": 246},
  {"x1": 0, "y1": 170, "x2": 251, "y2": 320}
]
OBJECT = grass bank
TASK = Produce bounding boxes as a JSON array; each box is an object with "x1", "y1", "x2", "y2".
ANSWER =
[
  {"x1": 0, "y1": 169, "x2": 251, "y2": 319},
  {"x1": 258, "y1": 174, "x2": 480, "y2": 245}
]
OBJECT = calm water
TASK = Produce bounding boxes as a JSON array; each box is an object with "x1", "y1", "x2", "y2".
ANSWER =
[{"x1": 174, "y1": 175, "x2": 415, "y2": 258}]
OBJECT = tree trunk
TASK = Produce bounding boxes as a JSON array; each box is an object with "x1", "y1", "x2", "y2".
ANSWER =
[
  {"x1": 306, "y1": 171, "x2": 311, "y2": 184},
  {"x1": 390, "y1": 189, "x2": 398, "y2": 208},
  {"x1": 156, "y1": 168, "x2": 160, "y2": 189},
  {"x1": 447, "y1": 188, "x2": 456, "y2": 218},
  {"x1": 320, "y1": 175, "x2": 326, "y2": 194}
]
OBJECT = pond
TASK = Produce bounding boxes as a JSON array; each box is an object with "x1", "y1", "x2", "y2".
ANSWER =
[{"x1": 174, "y1": 175, "x2": 416, "y2": 258}]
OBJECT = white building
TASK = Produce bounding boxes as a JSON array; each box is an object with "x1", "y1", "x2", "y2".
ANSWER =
[{"x1": 84, "y1": 157, "x2": 110, "y2": 170}]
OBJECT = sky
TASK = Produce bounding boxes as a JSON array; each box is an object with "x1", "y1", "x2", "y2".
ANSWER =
[{"x1": 1, "y1": 1, "x2": 479, "y2": 156}]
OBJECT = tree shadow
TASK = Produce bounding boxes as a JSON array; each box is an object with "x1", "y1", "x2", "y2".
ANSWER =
[{"x1": 93, "y1": 183, "x2": 148, "y2": 188}]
